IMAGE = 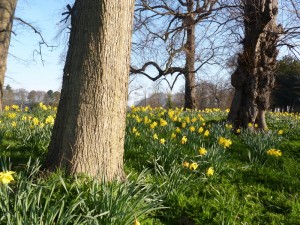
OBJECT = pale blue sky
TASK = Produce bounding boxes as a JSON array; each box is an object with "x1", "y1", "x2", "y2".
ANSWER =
[{"x1": 6, "y1": 0, "x2": 71, "y2": 92}]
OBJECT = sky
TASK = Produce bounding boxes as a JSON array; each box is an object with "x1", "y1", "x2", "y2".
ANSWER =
[
  {"x1": 6, "y1": 0, "x2": 71, "y2": 92},
  {"x1": 6, "y1": 0, "x2": 171, "y2": 105}
]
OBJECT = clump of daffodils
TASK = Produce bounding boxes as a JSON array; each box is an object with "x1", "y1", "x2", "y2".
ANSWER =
[
  {"x1": 182, "y1": 161, "x2": 198, "y2": 171},
  {"x1": 218, "y1": 137, "x2": 232, "y2": 148},
  {"x1": 266, "y1": 149, "x2": 282, "y2": 157},
  {"x1": 0, "y1": 171, "x2": 15, "y2": 184}
]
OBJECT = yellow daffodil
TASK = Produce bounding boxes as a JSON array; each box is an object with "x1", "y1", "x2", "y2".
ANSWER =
[
  {"x1": 132, "y1": 127, "x2": 137, "y2": 133},
  {"x1": 134, "y1": 218, "x2": 141, "y2": 225},
  {"x1": 168, "y1": 110, "x2": 175, "y2": 119},
  {"x1": 182, "y1": 161, "x2": 189, "y2": 168},
  {"x1": 11, "y1": 121, "x2": 17, "y2": 127},
  {"x1": 198, "y1": 127, "x2": 204, "y2": 133},
  {"x1": 189, "y1": 162, "x2": 198, "y2": 170},
  {"x1": 203, "y1": 130, "x2": 210, "y2": 137},
  {"x1": 206, "y1": 167, "x2": 214, "y2": 176},
  {"x1": 45, "y1": 115, "x2": 55, "y2": 125},
  {"x1": 218, "y1": 137, "x2": 232, "y2": 148},
  {"x1": 225, "y1": 124, "x2": 232, "y2": 129},
  {"x1": 181, "y1": 136, "x2": 187, "y2": 144},
  {"x1": 39, "y1": 102, "x2": 48, "y2": 111},
  {"x1": 143, "y1": 116, "x2": 151, "y2": 124},
  {"x1": 191, "y1": 117, "x2": 197, "y2": 123},
  {"x1": 7, "y1": 113, "x2": 16, "y2": 119},
  {"x1": 153, "y1": 133, "x2": 158, "y2": 140},
  {"x1": 160, "y1": 118, "x2": 168, "y2": 126},
  {"x1": 4, "y1": 106, "x2": 10, "y2": 111},
  {"x1": 32, "y1": 117, "x2": 39, "y2": 126},
  {"x1": 150, "y1": 121, "x2": 158, "y2": 129},
  {"x1": 160, "y1": 138, "x2": 166, "y2": 144},
  {"x1": 266, "y1": 149, "x2": 282, "y2": 157},
  {"x1": 0, "y1": 171, "x2": 15, "y2": 184},
  {"x1": 11, "y1": 105, "x2": 19, "y2": 110},
  {"x1": 277, "y1": 130, "x2": 283, "y2": 135},
  {"x1": 181, "y1": 122, "x2": 186, "y2": 128},
  {"x1": 185, "y1": 116, "x2": 190, "y2": 123},
  {"x1": 236, "y1": 129, "x2": 241, "y2": 134},
  {"x1": 171, "y1": 133, "x2": 176, "y2": 139},
  {"x1": 175, "y1": 127, "x2": 181, "y2": 133},
  {"x1": 199, "y1": 147, "x2": 207, "y2": 156},
  {"x1": 189, "y1": 126, "x2": 195, "y2": 132}
]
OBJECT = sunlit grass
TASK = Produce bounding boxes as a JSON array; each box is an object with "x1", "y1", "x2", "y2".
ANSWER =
[{"x1": 0, "y1": 104, "x2": 300, "y2": 224}]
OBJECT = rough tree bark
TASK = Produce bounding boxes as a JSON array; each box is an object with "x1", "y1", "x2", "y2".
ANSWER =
[
  {"x1": 228, "y1": 0, "x2": 282, "y2": 130},
  {"x1": 184, "y1": 0, "x2": 197, "y2": 109},
  {"x1": 0, "y1": 0, "x2": 18, "y2": 110},
  {"x1": 45, "y1": 0, "x2": 134, "y2": 181}
]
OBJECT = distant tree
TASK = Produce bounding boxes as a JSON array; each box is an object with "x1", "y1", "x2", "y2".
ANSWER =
[
  {"x1": 165, "y1": 93, "x2": 174, "y2": 109},
  {"x1": 271, "y1": 56, "x2": 300, "y2": 111},
  {"x1": 195, "y1": 77, "x2": 233, "y2": 110},
  {"x1": 28, "y1": 90, "x2": 37, "y2": 103},
  {"x1": 14, "y1": 88, "x2": 28, "y2": 107},
  {"x1": 43, "y1": 90, "x2": 55, "y2": 104},
  {"x1": 47, "y1": 90, "x2": 54, "y2": 99},
  {"x1": 36, "y1": 91, "x2": 46, "y2": 102},
  {"x1": 53, "y1": 91, "x2": 60, "y2": 106},
  {"x1": 2, "y1": 84, "x2": 15, "y2": 106},
  {"x1": 5, "y1": 84, "x2": 12, "y2": 91}
]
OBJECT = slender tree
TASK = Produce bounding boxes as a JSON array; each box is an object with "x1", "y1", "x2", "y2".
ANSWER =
[
  {"x1": 45, "y1": 0, "x2": 135, "y2": 180},
  {"x1": 0, "y1": 0, "x2": 18, "y2": 110},
  {"x1": 227, "y1": 0, "x2": 283, "y2": 130}
]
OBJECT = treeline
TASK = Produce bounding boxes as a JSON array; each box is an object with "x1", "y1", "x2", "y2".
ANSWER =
[
  {"x1": 135, "y1": 79, "x2": 233, "y2": 110},
  {"x1": 3, "y1": 85, "x2": 60, "y2": 107},
  {"x1": 134, "y1": 56, "x2": 300, "y2": 112}
]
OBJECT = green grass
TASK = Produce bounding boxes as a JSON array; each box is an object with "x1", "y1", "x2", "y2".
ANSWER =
[{"x1": 1, "y1": 106, "x2": 300, "y2": 224}]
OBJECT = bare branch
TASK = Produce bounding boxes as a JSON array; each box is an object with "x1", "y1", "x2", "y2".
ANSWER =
[{"x1": 13, "y1": 17, "x2": 56, "y2": 65}]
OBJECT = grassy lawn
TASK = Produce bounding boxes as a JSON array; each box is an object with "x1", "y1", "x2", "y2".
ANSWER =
[{"x1": 0, "y1": 105, "x2": 299, "y2": 224}]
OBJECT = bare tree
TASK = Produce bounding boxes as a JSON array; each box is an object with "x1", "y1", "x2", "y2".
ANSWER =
[
  {"x1": 45, "y1": 0, "x2": 135, "y2": 180},
  {"x1": 131, "y1": 0, "x2": 224, "y2": 109},
  {"x1": 14, "y1": 88, "x2": 28, "y2": 107},
  {"x1": 195, "y1": 77, "x2": 233, "y2": 109}
]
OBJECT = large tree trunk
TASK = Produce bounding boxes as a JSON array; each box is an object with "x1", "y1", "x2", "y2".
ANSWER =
[
  {"x1": 184, "y1": 0, "x2": 196, "y2": 109},
  {"x1": 228, "y1": 0, "x2": 281, "y2": 130},
  {"x1": 0, "y1": 0, "x2": 17, "y2": 110},
  {"x1": 45, "y1": 0, "x2": 134, "y2": 181}
]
